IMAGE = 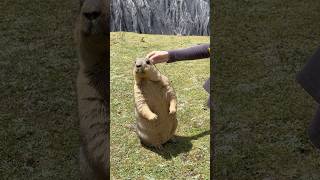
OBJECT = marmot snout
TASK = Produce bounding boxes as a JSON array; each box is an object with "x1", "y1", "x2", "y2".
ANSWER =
[
  {"x1": 134, "y1": 58, "x2": 151, "y2": 73},
  {"x1": 80, "y1": 0, "x2": 108, "y2": 37},
  {"x1": 133, "y1": 58, "x2": 158, "y2": 80}
]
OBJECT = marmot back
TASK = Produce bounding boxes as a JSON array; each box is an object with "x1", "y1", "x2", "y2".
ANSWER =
[{"x1": 133, "y1": 58, "x2": 178, "y2": 149}]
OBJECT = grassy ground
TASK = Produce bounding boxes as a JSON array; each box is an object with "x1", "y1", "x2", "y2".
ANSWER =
[
  {"x1": 213, "y1": 0, "x2": 320, "y2": 179},
  {"x1": 110, "y1": 32, "x2": 210, "y2": 179},
  {"x1": 0, "y1": 0, "x2": 79, "y2": 179}
]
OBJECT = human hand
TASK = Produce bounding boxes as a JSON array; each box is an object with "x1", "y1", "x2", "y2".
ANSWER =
[{"x1": 146, "y1": 51, "x2": 169, "y2": 64}]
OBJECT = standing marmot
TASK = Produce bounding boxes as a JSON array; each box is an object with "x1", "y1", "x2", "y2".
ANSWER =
[
  {"x1": 75, "y1": 0, "x2": 109, "y2": 179},
  {"x1": 133, "y1": 58, "x2": 177, "y2": 149}
]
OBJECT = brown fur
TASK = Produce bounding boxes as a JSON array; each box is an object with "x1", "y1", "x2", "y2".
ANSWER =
[
  {"x1": 75, "y1": 0, "x2": 109, "y2": 179},
  {"x1": 133, "y1": 58, "x2": 177, "y2": 149}
]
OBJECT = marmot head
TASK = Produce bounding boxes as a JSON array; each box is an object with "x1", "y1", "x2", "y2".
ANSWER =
[
  {"x1": 79, "y1": 0, "x2": 108, "y2": 38},
  {"x1": 133, "y1": 58, "x2": 161, "y2": 82}
]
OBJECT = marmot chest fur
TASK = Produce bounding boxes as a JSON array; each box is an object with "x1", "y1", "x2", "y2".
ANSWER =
[{"x1": 133, "y1": 58, "x2": 177, "y2": 148}]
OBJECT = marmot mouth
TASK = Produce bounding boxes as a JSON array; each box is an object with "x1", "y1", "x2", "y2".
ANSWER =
[{"x1": 136, "y1": 69, "x2": 145, "y2": 73}]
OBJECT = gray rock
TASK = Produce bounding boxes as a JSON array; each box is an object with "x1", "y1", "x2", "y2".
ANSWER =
[{"x1": 110, "y1": 0, "x2": 210, "y2": 35}]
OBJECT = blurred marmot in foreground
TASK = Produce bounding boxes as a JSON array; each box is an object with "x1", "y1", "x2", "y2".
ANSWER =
[{"x1": 75, "y1": 0, "x2": 109, "y2": 179}]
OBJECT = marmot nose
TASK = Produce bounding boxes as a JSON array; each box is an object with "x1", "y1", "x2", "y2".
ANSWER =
[
  {"x1": 83, "y1": 11, "x2": 101, "y2": 20},
  {"x1": 136, "y1": 65, "x2": 142, "y2": 68}
]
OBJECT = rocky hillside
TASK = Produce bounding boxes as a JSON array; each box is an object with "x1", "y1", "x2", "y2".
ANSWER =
[{"x1": 110, "y1": 0, "x2": 210, "y2": 35}]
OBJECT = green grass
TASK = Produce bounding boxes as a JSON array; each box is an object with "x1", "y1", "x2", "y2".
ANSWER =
[
  {"x1": 0, "y1": 0, "x2": 79, "y2": 179},
  {"x1": 110, "y1": 32, "x2": 210, "y2": 179},
  {"x1": 213, "y1": 0, "x2": 320, "y2": 179}
]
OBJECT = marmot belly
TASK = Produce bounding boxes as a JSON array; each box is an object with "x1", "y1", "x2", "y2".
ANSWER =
[{"x1": 135, "y1": 80, "x2": 177, "y2": 147}]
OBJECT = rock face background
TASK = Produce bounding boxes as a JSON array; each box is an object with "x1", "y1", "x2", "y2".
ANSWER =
[{"x1": 110, "y1": 0, "x2": 210, "y2": 36}]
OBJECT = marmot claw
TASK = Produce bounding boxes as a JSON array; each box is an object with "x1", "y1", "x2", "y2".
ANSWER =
[
  {"x1": 169, "y1": 108, "x2": 176, "y2": 115},
  {"x1": 149, "y1": 113, "x2": 158, "y2": 121}
]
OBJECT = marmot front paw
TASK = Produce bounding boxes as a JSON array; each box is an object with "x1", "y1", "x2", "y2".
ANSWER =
[
  {"x1": 169, "y1": 107, "x2": 176, "y2": 115},
  {"x1": 148, "y1": 113, "x2": 158, "y2": 121}
]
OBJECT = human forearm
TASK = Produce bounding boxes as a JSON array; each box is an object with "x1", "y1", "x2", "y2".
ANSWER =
[{"x1": 167, "y1": 44, "x2": 210, "y2": 63}]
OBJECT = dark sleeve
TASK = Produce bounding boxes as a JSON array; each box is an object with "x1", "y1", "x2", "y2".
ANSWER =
[
  {"x1": 167, "y1": 43, "x2": 210, "y2": 63},
  {"x1": 296, "y1": 47, "x2": 320, "y2": 104}
]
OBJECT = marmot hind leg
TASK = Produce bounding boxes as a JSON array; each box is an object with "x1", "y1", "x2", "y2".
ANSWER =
[
  {"x1": 140, "y1": 139, "x2": 164, "y2": 151},
  {"x1": 167, "y1": 136, "x2": 178, "y2": 144},
  {"x1": 139, "y1": 139, "x2": 153, "y2": 148}
]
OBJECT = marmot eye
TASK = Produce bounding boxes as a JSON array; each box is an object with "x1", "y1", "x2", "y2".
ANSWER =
[{"x1": 146, "y1": 60, "x2": 150, "y2": 64}]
